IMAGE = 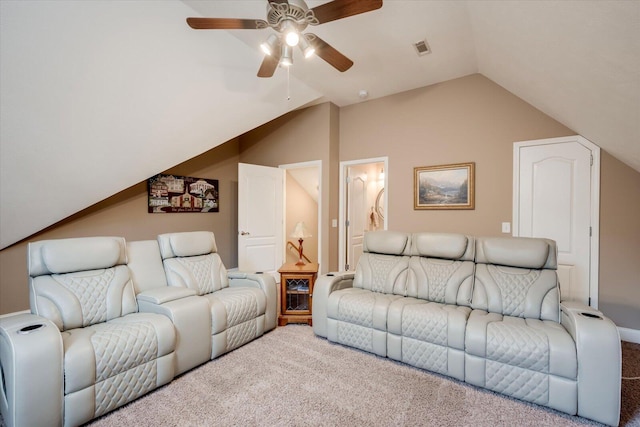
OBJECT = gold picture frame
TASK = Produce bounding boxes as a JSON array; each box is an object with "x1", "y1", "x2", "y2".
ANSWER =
[{"x1": 414, "y1": 162, "x2": 475, "y2": 210}]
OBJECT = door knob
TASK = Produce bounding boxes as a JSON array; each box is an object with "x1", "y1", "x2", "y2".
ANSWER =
[{"x1": 239, "y1": 231, "x2": 250, "y2": 236}]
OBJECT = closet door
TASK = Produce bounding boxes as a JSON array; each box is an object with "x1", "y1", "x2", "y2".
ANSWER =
[{"x1": 514, "y1": 136, "x2": 599, "y2": 307}]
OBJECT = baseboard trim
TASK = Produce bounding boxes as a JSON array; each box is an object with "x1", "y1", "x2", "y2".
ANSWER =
[{"x1": 619, "y1": 327, "x2": 640, "y2": 344}]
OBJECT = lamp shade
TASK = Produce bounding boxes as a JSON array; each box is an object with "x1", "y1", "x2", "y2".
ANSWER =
[{"x1": 290, "y1": 222, "x2": 311, "y2": 239}]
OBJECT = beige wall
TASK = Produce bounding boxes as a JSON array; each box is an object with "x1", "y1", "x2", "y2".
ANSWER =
[
  {"x1": 340, "y1": 74, "x2": 574, "y2": 236},
  {"x1": 1, "y1": 73, "x2": 638, "y2": 331},
  {"x1": 0, "y1": 140, "x2": 241, "y2": 314},
  {"x1": 599, "y1": 151, "x2": 640, "y2": 329}
]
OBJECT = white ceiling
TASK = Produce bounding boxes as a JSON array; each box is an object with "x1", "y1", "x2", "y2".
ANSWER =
[{"x1": 184, "y1": 0, "x2": 640, "y2": 171}]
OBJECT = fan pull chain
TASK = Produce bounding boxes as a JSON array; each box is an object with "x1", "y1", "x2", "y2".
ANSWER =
[{"x1": 287, "y1": 66, "x2": 291, "y2": 101}]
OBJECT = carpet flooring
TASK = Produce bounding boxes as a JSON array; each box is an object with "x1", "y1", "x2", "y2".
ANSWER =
[{"x1": 81, "y1": 325, "x2": 640, "y2": 427}]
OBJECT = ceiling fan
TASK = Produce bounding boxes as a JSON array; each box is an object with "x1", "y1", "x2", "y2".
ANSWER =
[{"x1": 186, "y1": 0, "x2": 382, "y2": 78}]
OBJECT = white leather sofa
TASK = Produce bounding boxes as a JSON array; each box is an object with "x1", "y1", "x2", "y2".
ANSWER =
[
  {"x1": 313, "y1": 231, "x2": 621, "y2": 426},
  {"x1": 0, "y1": 232, "x2": 277, "y2": 427}
]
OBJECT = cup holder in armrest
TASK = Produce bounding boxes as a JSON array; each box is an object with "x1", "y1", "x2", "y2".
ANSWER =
[
  {"x1": 580, "y1": 312, "x2": 603, "y2": 320},
  {"x1": 17, "y1": 323, "x2": 45, "y2": 334}
]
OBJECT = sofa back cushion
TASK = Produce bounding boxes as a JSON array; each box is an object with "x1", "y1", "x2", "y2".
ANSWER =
[
  {"x1": 127, "y1": 240, "x2": 169, "y2": 294},
  {"x1": 472, "y1": 237, "x2": 560, "y2": 322},
  {"x1": 407, "y1": 233, "x2": 475, "y2": 305},
  {"x1": 354, "y1": 231, "x2": 411, "y2": 294},
  {"x1": 28, "y1": 236, "x2": 137, "y2": 331},
  {"x1": 158, "y1": 231, "x2": 228, "y2": 295}
]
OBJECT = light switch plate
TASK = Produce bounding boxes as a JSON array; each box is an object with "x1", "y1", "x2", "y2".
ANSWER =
[{"x1": 501, "y1": 222, "x2": 511, "y2": 233}]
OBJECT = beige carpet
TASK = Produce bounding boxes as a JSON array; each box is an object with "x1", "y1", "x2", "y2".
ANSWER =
[{"x1": 83, "y1": 325, "x2": 639, "y2": 427}]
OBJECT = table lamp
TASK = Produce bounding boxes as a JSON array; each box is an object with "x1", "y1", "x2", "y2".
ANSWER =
[{"x1": 290, "y1": 222, "x2": 311, "y2": 265}]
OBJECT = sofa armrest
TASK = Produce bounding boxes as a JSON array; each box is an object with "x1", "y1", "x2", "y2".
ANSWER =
[
  {"x1": 137, "y1": 288, "x2": 211, "y2": 374},
  {"x1": 137, "y1": 287, "x2": 197, "y2": 304},
  {"x1": 560, "y1": 301, "x2": 621, "y2": 426},
  {"x1": 0, "y1": 313, "x2": 63, "y2": 427},
  {"x1": 312, "y1": 272, "x2": 355, "y2": 338},
  {"x1": 228, "y1": 272, "x2": 278, "y2": 332}
]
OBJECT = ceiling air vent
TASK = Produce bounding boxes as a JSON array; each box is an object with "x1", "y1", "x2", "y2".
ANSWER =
[{"x1": 413, "y1": 39, "x2": 431, "y2": 56}]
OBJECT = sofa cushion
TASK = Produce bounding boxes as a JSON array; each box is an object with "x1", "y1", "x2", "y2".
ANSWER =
[
  {"x1": 411, "y1": 232, "x2": 474, "y2": 261},
  {"x1": 465, "y1": 309, "x2": 577, "y2": 413},
  {"x1": 163, "y1": 253, "x2": 229, "y2": 295},
  {"x1": 327, "y1": 288, "x2": 402, "y2": 356},
  {"x1": 29, "y1": 237, "x2": 127, "y2": 277},
  {"x1": 472, "y1": 237, "x2": 560, "y2": 321},
  {"x1": 387, "y1": 298, "x2": 470, "y2": 380},
  {"x1": 363, "y1": 230, "x2": 411, "y2": 256},
  {"x1": 476, "y1": 237, "x2": 556, "y2": 269},
  {"x1": 30, "y1": 264, "x2": 138, "y2": 331},
  {"x1": 157, "y1": 231, "x2": 218, "y2": 259}
]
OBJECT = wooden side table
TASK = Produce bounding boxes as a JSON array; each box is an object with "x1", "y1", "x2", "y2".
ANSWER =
[{"x1": 278, "y1": 262, "x2": 318, "y2": 326}]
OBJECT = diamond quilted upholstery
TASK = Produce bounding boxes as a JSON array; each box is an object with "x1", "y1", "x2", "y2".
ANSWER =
[
  {"x1": 328, "y1": 288, "x2": 401, "y2": 329},
  {"x1": 163, "y1": 253, "x2": 228, "y2": 295},
  {"x1": 472, "y1": 237, "x2": 560, "y2": 322},
  {"x1": 473, "y1": 264, "x2": 560, "y2": 322},
  {"x1": 205, "y1": 287, "x2": 265, "y2": 331},
  {"x1": 465, "y1": 310, "x2": 577, "y2": 379},
  {"x1": 486, "y1": 361, "x2": 549, "y2": 405},
  {"x1": 31, "y1": 265, "x2": 137, "y2": 331},
  {"x1": 406, "y1": 256, "x2": 474, "y2": 305},
  {"x1": 91, "y1": 320, "x2": 159, "y2": 382},
  {"x1": 336, "y1": 321, "x2": 376, "y2": 353},
  {"x1": 386, "y1": 298, "x2": 470, "y2": 380},
  {"x1": 326, "y1": 287, "x2": 401, "y2": 355},
  {"x1": 226, "y1": 317, "x2": 262, "y2": 351},
  {"x1": 465, "y1": 309, "x2": 578, "y2": 414},
  {"x1": 62, "y1": 313, "x2": 175, "y2": 395},
  {"x1": 486, "y1": 321, "x2": 548, "y2": 371},
  {"x1": 354, "y1": 253, "x2": 410, "y2": 294},
  {"x1": 94, "y1": 359, "x2": 158, "y2": 417},
  {"x1": 403, "y1": 338, "x2": 449, "y2": 375}
]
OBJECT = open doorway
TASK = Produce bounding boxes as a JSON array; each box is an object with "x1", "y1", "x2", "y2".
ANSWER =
[
  {"x1": 280, "y1": 161, "x2": 322, "y2": 269},
  {"x1": 339, "y1": 157, "x2": 388, "y2": 271}
]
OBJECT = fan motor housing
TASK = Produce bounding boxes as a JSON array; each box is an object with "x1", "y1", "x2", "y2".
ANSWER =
[{"x1": 267, "y1": 0, "x2": 315, "y2": 32}]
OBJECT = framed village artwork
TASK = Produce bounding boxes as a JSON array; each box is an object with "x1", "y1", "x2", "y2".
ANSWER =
[
  {"x1": 414, "y1": 162, "x2": 475, "y2": 210},
  {"x1": 148, "y1": 174, "x2": 219, "y2": 213}
]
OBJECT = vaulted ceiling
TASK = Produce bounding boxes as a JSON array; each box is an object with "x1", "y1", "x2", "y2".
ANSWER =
[{"x1": 1, "y1": 1, "x2": 638, "y2": 249}]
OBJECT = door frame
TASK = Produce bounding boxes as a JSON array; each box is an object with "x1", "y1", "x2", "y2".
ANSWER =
[
  {"x1": 338, "y1": 156, "x2": 389, "y2": 272},
  {"x1": 280, "y1": 160, "x2": 323, "y2": 270},
  {"x1": 512, "y1": 135, "x2": 600, "y2": 308}
]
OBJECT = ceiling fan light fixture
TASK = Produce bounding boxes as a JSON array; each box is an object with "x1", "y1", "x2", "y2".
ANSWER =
[
  {"x1": 260, "y1": 34, "x2": 279, "y2": 56},
  {"x1": 281, "y1": 44, "x2": 293, "y2": 67},
  {"x1": 282, "y1": 20, "x2": 300, "y2": 46},
  {"x1": 298, "y1": 36, "x2": 315, "y2": 58}
]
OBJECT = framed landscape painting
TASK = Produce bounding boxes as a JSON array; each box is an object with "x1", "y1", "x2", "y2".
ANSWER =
[{"x1": 414, "y1": 162, "x2": 475, "y2": 210}]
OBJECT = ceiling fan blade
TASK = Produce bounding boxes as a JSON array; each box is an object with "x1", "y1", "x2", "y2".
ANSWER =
[
  {"x1": 309, "y1": 0, "x2": 382, "y2": 25},
  {"x1": 308, "y1": 34, "x2": 353, "y2": 72},
  {"x1": 186, "y1": 17, "x2": 268, "y2": 30},
  {"x1": 257, "y1": 52, "x2": 281, "y2": 78}
]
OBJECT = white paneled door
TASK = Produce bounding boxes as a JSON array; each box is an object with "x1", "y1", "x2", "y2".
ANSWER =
[
  {"x1": 346, "y1": 172, "x2": 367, "y2": 271},
  {"x1": 514, "y1": 136, "x2": 600, "y2": 307},
  {"x1": 238, "y1": 163, "x2": 284, "y2": 273}
]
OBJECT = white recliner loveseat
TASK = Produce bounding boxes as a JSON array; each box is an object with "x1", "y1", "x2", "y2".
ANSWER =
[
  {"x1": 313, "y1": 230, "x2": 621, "y2": 426},
  {"x1": 0, "y1": 231, "x2": 277, "y2": 427}
]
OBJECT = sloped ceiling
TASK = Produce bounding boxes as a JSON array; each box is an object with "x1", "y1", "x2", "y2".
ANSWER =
[{"x1": 1, "y1": 0, "x2": 638, "y2": 249}]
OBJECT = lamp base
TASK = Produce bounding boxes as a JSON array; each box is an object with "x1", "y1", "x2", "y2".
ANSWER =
[{"x1": 295, "y1": 238, "x2": 306, "y2": 266}]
